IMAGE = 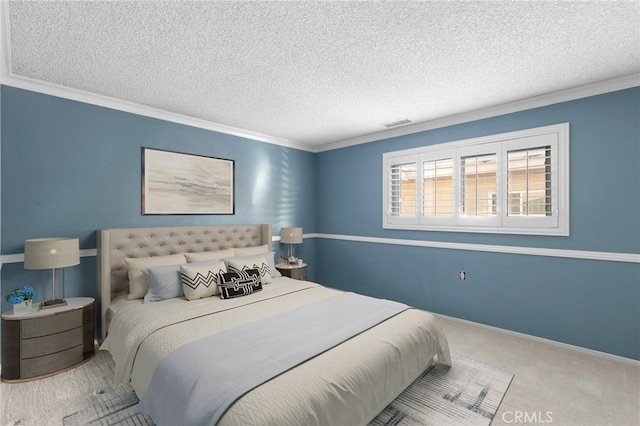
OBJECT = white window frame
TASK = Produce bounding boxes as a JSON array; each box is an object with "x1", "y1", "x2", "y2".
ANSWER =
[{"x1": 383, "y1": 123, "x2": 570, "y2": 236}]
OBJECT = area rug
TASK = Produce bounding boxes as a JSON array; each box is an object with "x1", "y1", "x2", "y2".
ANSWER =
[
  {"x1": 62, "y1": 390, "x2": 153, "y2": 426},
  {"x1": 63, "y1": 353, "x2": 512, "y2": 426},
  {"x1": 370, "y1": 354, "x2": 514, "y2": 426}
]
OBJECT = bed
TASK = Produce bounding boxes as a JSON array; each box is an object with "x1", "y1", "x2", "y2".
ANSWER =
[{"x1": 97, "y1": 224, "x2": 451, "y2": 425}]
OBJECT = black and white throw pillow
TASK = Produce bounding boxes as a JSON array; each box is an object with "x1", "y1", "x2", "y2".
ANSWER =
[{"x1": 218, "y1": 268, "x2": 262, "y2": 299}]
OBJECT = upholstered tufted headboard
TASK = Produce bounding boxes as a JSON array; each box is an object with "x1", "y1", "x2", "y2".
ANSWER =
[{"x1": 97, "y1": 224, "x2": 271, "y2": 341}]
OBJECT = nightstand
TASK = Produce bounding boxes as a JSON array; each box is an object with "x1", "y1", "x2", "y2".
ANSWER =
[
  {"x1": 1, "y1": 297, "x2": 95, "y2": 382},
  {"x1": 276, "y1": 263, "x2": 308, "y2": 281}
]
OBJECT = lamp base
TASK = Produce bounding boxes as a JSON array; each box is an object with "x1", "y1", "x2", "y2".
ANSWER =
[{"x1": 40, "y1": 299, "x2": 67, "y2": 309}]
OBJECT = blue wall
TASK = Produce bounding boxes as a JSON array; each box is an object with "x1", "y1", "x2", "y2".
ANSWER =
[
  {"x1": 316, "y1": 87, "x2": 640, "y2": 360},
  {"x1": 0, "y1": 86, "x2": 317, "y2": 316},
  {"x1": 1, "y1": 85, "x2": 638, "y2": 360}
]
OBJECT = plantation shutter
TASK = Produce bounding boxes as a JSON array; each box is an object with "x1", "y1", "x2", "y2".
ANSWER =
[
  {"x1": 390, "y1": 162, "x2": 417, "y2": 217},
  {"x1": 507, "y1": 146, "x2": 552, "y2": 217},
  {"x1": 385, "y1": 153, "x2": 419, "y2": 225},
  {"x1": 461, "y1": 153, "x2": 498, "y2": 217},
  {"x1": 423, "y1": 158, "x2": 454, "y2": 217}
]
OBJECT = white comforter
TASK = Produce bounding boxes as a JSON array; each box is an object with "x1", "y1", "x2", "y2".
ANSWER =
[{"x1": 101, "y1": 277, "x2": 451, "y2": 425}]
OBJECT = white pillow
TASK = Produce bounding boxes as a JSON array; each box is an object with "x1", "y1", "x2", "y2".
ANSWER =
[
  {"x1": 124, "y1": 254, "x2": 187, "y2": 300},
  {"x1": 234, "y1": 244, "x2": 269, "y2": 256},
  {"x1": 180, "y1": 261, "x2": 227, "y2": 300},
  {"x1": 184, "y1": 248, "x2": 235, "y2": 263},
  {"x1": 227, "y1": 255, "x2": 273, "y2": 284}
]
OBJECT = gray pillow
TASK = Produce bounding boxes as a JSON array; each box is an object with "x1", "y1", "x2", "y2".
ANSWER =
[
  {"x1": 124, "y1": 253, "x2": 187, "y2": 300},
  {"x1": 142, "y1": 264, "x2": 183, "y2": 303}
]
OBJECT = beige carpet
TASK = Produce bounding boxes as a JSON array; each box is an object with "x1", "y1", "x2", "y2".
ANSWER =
[{"x1": 436, "y1": 315, "x2": 640, "y2": 426}]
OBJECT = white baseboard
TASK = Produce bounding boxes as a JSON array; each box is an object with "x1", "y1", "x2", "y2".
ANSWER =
[{"x1": 436, "y1": 313, "x2": 640, "y2": 367}]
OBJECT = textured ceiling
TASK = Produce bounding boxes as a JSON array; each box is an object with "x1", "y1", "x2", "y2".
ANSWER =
[{"x1": 5, "y1": 1, "x2": 640, "y2": 148}]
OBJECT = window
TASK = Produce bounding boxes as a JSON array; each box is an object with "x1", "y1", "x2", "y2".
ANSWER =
[{"x1": 383, "y1": 123, "x2": 569, "y2": 235}]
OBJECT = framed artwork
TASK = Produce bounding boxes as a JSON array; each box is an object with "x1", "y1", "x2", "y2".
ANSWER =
[{"x1": 142, "y1": 147, "x2": 235, "y2": 215}]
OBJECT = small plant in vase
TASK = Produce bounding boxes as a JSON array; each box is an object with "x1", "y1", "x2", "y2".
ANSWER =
[{"x1": 5, "y1": 285, "x2": 38, "y2": 313}]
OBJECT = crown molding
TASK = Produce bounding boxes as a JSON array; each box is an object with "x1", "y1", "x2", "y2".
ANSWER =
[
  {"x1": 4, "y1": 72, "x2": 634, "y2": 154},
  {"x1": 317, "y1": 73, "x2": 640, "y2": 152},
  {"x1": 3, "y1": 73, "x2": 317, "y2": 152}
]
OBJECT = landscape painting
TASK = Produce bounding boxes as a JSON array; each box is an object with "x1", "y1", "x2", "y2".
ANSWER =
[{"x1": 142, "y1": 148, "x2": 234, "y2": 214}]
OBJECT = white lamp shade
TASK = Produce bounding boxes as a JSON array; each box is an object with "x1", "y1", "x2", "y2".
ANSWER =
[
  {"x1": 24, "y1": 238, "x2": 80, "y2": 270},
  {"x1": 280, "y1": 227, "x2": 303, "y2": 244}
]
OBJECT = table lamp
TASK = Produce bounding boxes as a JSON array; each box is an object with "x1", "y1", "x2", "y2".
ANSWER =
[
  {"x1": 280, "y1": 227, "x2": 303, "y2": 264},
  {"x1": 24, "y1": 237, "x2": 80, "y2": 309}
]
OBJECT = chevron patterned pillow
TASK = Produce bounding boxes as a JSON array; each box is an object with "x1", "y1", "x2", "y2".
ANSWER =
[
  {"x1": 180, "y1": 260, "x2": 227, "y2": 300},
  {"x1": 227, "y1": 255, "x2": 273, "y2": 284}
]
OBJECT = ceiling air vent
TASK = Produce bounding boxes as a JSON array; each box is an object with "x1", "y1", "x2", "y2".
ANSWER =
[{"x1": 383, "y1": 119, "x2": 412, "y2": 128}]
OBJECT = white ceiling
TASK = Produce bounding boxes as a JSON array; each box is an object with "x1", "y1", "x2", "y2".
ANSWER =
[{"x1": 2, "y1": 1, "x2": 639, "y2": 151}]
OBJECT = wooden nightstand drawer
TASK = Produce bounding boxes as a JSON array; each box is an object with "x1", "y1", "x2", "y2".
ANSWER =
[
  {"x1": 289, "y1": 267, "x2": 307, "y2": 280},
  {"x1": 22, "y1": 309, "x2": 82, "y2": 338},
  {"x1": 22, "y1": 327, "x2": 83, "y2": 358},
  {"x1": 21, "y1": 344, "x2": 83, "y2": 379},
  {"x1": 1, "y1": 297, "x2": 95, "y2": 382}
]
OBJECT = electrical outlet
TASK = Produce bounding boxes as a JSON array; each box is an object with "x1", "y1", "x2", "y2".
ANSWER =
[{"x1": 459, "y1": 271, "x2": 466, "y2": 280}]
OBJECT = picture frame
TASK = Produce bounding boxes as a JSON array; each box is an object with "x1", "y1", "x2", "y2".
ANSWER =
[{"x1": 142, "y1": 147, "x2": 235, "y2": 215}]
